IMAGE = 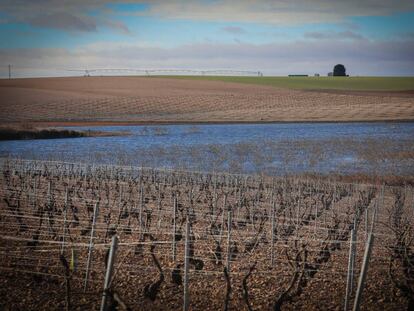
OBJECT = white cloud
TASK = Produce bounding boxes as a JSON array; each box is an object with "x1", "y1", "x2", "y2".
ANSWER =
[
  {"x1": 221, "y1": 26, "x2": 246, "y2": 34},
  {"x1": 29, "y1": 12, "x2": 97, "y2": 32},
  {"x1": 1, "y1": 1, "x2": 411, "y2": 78},
  {"x1": 304, "y1": 31, "x2": 365, "y2": 40},
  {"x1": 1, "y1": 1, "x2": 414, "y2": 27},
  {"x1": 137, "y1": 0, "x2": 414, "y2": 24},
  {"x1": 0, "y1": 0, "x2": 130, "y2": 33}
]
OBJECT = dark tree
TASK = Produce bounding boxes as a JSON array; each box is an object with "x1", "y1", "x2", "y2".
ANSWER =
[{"x1": 333, "y1": 64, "x2": 346, "y2": 76}]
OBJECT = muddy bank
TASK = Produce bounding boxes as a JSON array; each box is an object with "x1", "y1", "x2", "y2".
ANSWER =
[
  {"x1": 6, "y1": 119, "x2": 414, "y2": 128},
  {"x1": 0, "y1": 127, "x2": 128, "y2": 141}
]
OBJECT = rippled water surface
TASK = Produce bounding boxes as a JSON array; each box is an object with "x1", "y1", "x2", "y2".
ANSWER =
[{"x1": 1, "y1": 122, "x2": 413, "y2": 175}]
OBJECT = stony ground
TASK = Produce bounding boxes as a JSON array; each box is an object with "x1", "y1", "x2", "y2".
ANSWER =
[{"x1": 0, "y1": 161, "x2": 412, "y2": 310}]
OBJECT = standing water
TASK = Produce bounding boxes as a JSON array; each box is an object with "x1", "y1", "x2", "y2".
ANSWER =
[{"x1": 0, "y1": 122, "x2": 413, "y2": 175}]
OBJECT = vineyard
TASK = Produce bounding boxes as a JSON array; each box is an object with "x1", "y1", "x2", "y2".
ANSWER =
[{"x1": 0, "y1": 159, "x2": 413, "y2": 310}]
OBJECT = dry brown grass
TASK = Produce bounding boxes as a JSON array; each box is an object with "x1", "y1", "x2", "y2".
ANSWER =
[{"x1": 1, "y1": 76, "x2": 413, "y2": 125}]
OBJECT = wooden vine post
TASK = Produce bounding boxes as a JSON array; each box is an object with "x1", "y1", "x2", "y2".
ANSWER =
[
  {"x1": 350, "y1": 218, "x2": 358, "y2": 292},
  {"x1": 270, "y1": 200, "x2": 275, "y2": 266},
  {"x1": 183, "y1": 215, "x2": 190, "y2": 311},
  {"x1": 61, "y1": 186, "x2": 68, "y2": 255},
  {"x1": 352, "y1": 233, "x2": 374, "y2": 311},
  {"x1": 344, "y1": 229, "x2": 356, "y2": 311},
  {"x1": 84, "y1": 202, "x2": 99, "y2": 292},
  {"x1": 100, "y1": 235, "x2": 119, "y2": 311},
  {"x1": 227, "y1": 210, "x2": 232, "y2": 272},
  {"x1": 172, "y1": 194, "x2": 177, "y2": 261}
]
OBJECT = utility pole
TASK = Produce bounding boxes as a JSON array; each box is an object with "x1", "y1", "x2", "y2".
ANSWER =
[{"x1": 8, "y1": 64, "x2": 11, "y2": 79}]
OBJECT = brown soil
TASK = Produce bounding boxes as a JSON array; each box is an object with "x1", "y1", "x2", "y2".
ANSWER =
[
  {"x1": 0, "y1": 161, "x2": 411, "y2": 310},
  {"x1": 1, "y1": 76, "x2": 413, "y2": 125},
  {"x1": 303, "y1": 89, "x2": 414, "y2": 98}
]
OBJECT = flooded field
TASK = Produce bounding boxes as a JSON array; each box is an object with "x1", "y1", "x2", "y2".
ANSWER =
[{"x1": 1, "y1": 122, "x2": 413, "y2": 176}]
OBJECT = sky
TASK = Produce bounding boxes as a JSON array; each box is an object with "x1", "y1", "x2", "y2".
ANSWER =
[{"x1": 0, "y1": 0, "x2": 414, "y2": 77}]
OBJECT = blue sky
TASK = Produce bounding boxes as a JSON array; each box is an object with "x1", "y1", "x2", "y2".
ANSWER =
[{"x1": 0, "y1": 0, "x2": 414, "y2": 77}]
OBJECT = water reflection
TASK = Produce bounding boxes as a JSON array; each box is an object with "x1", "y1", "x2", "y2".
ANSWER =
[{"x1": 0, "y1": 122, "x2": 413, "y2": 176}]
